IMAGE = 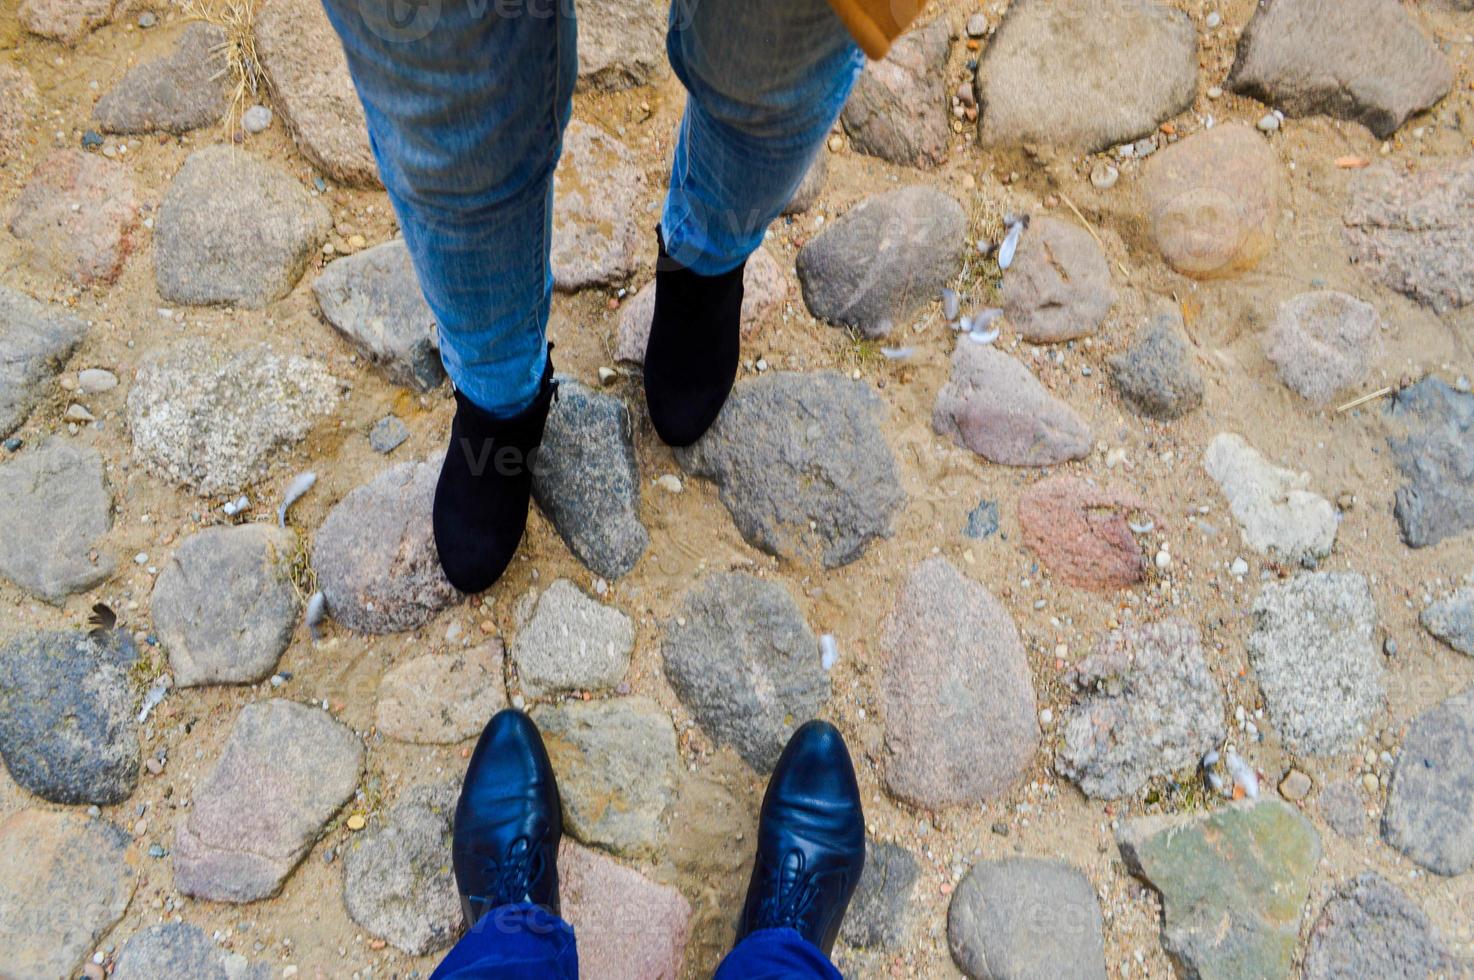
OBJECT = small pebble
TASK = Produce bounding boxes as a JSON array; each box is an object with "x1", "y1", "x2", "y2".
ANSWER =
[
  {"x1": 66, "y1": 404, "x2": 95, "y2": 422},
  {"x1": 966, "y1": 12, "x2": 987, "y2": 37},
  {"x1": 78, "y1": 368, "x2": 118, "y2": 393},
  {"x1": 1090, "y1": 161, "x2": 1119, "y2": 189},
  {"x1": 1279, "y1": 769, "x2": 1312, "y2": 801},
  {"x1": 2, "y1": 437, "x2": 21, "y2": 452},
  {"x1": 368, "y1": 415, "x2": 409, "y2": 455},
  {"x1": 346, "y1": 814, "x2": 367, "y2": 831},
  {"x1": 1230, "y1": 557, "x2": 1249, "y2": 576},
  {"x1": 81, "y1": 130, "x2": 103, "y2": 149},
  {"x1": 138, "y1": 10, "x2": 157, "y2": 27},
  {"x1": 1205, "y1": 10, "x2": 1221, "y2": 28},
  {"x1": 1361, "y1": 773, "x2": 1379, "y2": 794},
  {"x1": 1258, "y1": 112, "x2": 1281, "y2": 133},
  {"x1": 656, "y1": 474, "x2": 683, "y2": 494}
]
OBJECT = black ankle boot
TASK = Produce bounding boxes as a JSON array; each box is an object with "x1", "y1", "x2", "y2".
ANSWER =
[
  {"x1": 642, "y1": 231, "x2": 745, "y2": 447},
  {"x1": 735, "y1": 720, "x2": 865, "y2": 956},
  {"x1": 433, "y1": 358, "x2": 557, "y2": 593},
  {"x1": 452, "y1": 709, "x2": 562, "y2": 924}
]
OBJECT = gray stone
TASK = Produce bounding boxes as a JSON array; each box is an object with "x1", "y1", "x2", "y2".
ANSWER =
[
  {"x1": 531, "y1": 380, "x2": 648, "y2": 579},
  {"x1": 512, "y1": 579, "x2": 633, "y2": 697},
  {"x1": 881, "y1": 558, "x2": 1038, "y2": 808},
  {"x1": 551, "y1": 121, "x2": 641, "y2": 291},
  {"x1": 1228, "y1": 0, "x2": 1452, "y2": 139},
  {"x1": 1344, "y1": 159, "x2": 1474, "y2": 314},
  {"x1": 0, "y1": 286, "x2": 88, "y2": 437},
  {"x1": 841, "y1": 841, "x2": 919, "y2": 951},
  {"x1": 796, "y1": 185, "x2": 966, "y2": 337},
  {"x1": 531, "y1": 697, "x2": 679, "y2": 857},
  {"x1": 9, "y1": 148, "x2": 140, "y2": 287},
  {"x1": 370, "y1": 415, "x2": 410, "y2": 454},
  {"x1": 19, "y1": 0, "x2": 112, "y2": 44},
  {"x1": 93, "y1": 22, "x2": 230, "y2": 134},
  {"x1": 376, "y1": 641, "x2": 506, "y2": 744},
  {"x1": 1109, "y1": 313, "x2": 1204, "y2": 420},
  {"x1": 948, "y1": 858, "x2": 1107, "y2": 980},
  {"x1": 1382, "y1": 686, "x2": 1474, "y2": 876},
  {"x1": 113, "y1": 923, "x2": 271, "y2": 980},
  {"x1": 174, "y1": 699, "x2": 364, "y2": 902},
  {"x1": 1117, "y1": 802, "x2": 1321, "y2": 980},
  {"x1": 151, "y1": 524, "x2": 301, "y2": 687},
  {"x1": 127, "y1": 340, "x2": 341, "y2": 496},
  {"x1": 0, "y1": 439, "x2": 114, "y2": 602},
  {"x1": 1317, "y1": 780, "x2": 1368, "y2": 840},
  {"x1": 975, "y1": 0, "x2": 1197, "y2": 152},
  {"x1": 1263, "y1": 291, "x2": 1384, "y2": 405},
  {"x1": 314, "y1": 240, "x2": 443, "y2": 391},
  {"x1": 1144, "y1": 124, "x2": 1284, "y2": 279},
  {"x1": 155, "y1": 146, "x2": 332, "y2": 307},
  {"x1": 343, "y1": 781, "x2": 462, "y2": 955},
  {"x1": 1002, "y1": 216, "x2": 1116, "y2": 343},
  {"x1": 841, "y1": 18, "x2": 951, "y2": 169},
  {"x1": 615, "y1": 247, "x2": 787, "y2": 364},
  {"x1": 1387, "y1": 378, "x2": 1474, "y2": 548},
  {"x1": 676, "y1": 372, "x2": 903, "y2": 567},
  {"x1": 312, "y1": 458, "x2": 461, "y2": 634},
  {"x1": 1204, "y1": 433, "x2": 1338, "y2": 564},
  {"x1": 783, "y1": 153, "x2": 827, "y2": 216},
  {"x1": 0, "y1": 811, "x2": 136, "y2": 980},
  {"x1": 964, "y1": 499, "x2": 999, "y2": 540},
  {"x1": 1303, "y1": 873, "x2": 1455, "y2": 980},
  {"x1": 577, "y1": 0, "x2": 667, "y2": 91},
  {"x1": 933, "y1": 343, "x2": 1092, "y2": 467},
  {"x1": 254, "y1": 0, "x2": 378, "y2": 184},
  {"x1": 1422, "y1": 587, "x2": 1474, "y2": 656},
  {"x1": 1247, "y1": 572, "x2": 1382, "y2": 756},
  {"x1": 0, "y1": 628, "x2": 138, "y2": 805},
  {"x1": 661, "y1": 572, "x2": 827, "y2": 772},
  {"x1": 1058, "y1": 620, "x2": 1227, "y2": 801}
]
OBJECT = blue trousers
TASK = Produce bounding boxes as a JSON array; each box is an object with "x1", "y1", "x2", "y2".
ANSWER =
[
  {"x1": 321, "y1": 0, "x2": 864, "y2": 416},
  {"x1": 429, "y1": 905, "x2": 842, "y2": 979}
]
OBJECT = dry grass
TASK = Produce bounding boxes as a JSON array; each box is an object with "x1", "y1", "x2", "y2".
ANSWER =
[{"x1": 179, "y1": 0, "x2": 269, "y2": 132}]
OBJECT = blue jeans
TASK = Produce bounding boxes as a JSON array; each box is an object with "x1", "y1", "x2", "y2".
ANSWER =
[
  {"x1": 429, "y1": 905, "x2": 842, "y2": 979},
  {"x1": 321, "y1": 0, "x2": 864, "y2": 416}
]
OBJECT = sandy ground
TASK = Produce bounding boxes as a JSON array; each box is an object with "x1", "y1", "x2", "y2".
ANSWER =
[{"x1": 1, "y1": 0, "x2": 1473, "y2": 976}]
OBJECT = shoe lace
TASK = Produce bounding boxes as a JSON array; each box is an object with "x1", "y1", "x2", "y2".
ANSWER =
[
  {"x1": 755, "y1": 850, "x2": 824, "y2": 932},
  {"x1": 470, "y1": 836, "x2": 545, "y2": 909}
]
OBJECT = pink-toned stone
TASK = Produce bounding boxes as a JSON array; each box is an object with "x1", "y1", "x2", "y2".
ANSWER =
[
  {"x1": 0, "y1": 810, "x2": 137, "y2": 980},
  {"x1": 174, "y1": 699, "x2": 364, "y2": 903},
  {"x1": 1144, "y1": 124, "x2": 1284, "y2": 279},
  {"x1": 615, "y1": 247, "x2": 788, "y2": 363},
  {"x1": 1019, "y1": 476, "x2": 1151, "y2": 590},
  {"x1": 9, "y1": 149, "x2": 139, "y2": 287},
  {"x1": 20, "y1": 0, "x2": 113, "y2": 44},
  {"x1": 933, "y1": 342, "x2": 1092, "y2": 466},
  {"x1": 1263, "y1": 290, "x2": 1384, "y2": 404},
  {"x1": 254, "y1": 0, "x2": 378, "y2": 185},
  {"x1": 559, "y1": 840, "x2": 690, "y2": 980},
  {"x1": 0, "y1": 65, "x2": 40, "y2": 166},
  {"x1": 376, "y1": 641, "x2": 507, "y2": 744},
  {"x1": 881, "y1": 558, "x2": 1038, "y2": 809}
]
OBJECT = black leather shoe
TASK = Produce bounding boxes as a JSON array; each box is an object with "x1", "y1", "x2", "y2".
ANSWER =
[
  {"x1": 642, "y1": 231, "x2": 744, "y2": 447},
  {"x1": 451, "y1": 709, "x2": 562, "y2": 923},
  {"x1": 433, "y1": 356, "x2": 557, "y2": 593},
  {"x1": 735, "y1": 720, "x2": 865, "y2": 956}
]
